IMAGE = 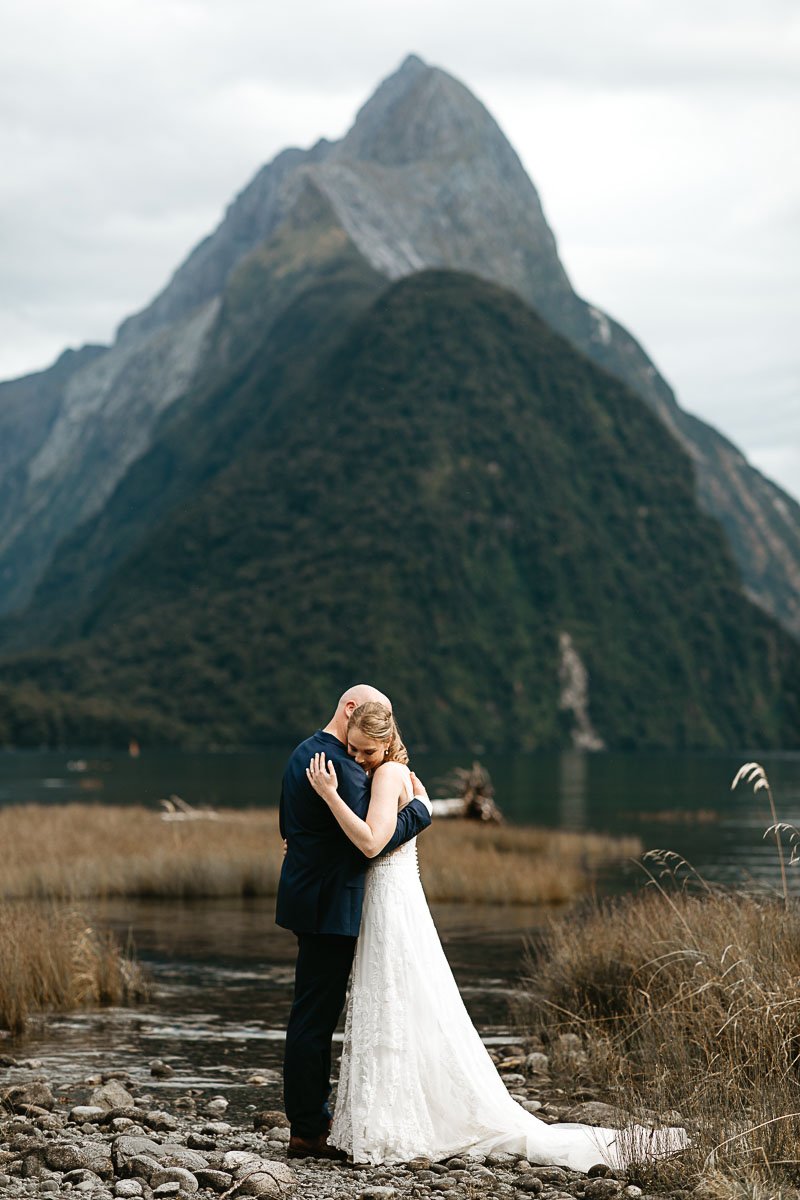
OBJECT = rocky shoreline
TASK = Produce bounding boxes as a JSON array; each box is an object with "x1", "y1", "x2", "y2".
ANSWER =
[{"x1": 0, "y1": 1042, "x2": 686, "y2": 1200}]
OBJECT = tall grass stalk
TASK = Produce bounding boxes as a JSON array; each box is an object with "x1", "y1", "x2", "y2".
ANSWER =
[
  {"x1": 732, "y1": 761, "x2": 788, "y2": 907},
  {"x1": 0, "y1": 901, "x2": 148, "y2": 1034},
  {"x1": 515, "y1": 762, "x2": 800, "y2": 1196}
]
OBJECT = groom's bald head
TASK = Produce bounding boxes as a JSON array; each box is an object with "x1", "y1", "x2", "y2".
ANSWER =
[
  {"x1": 339, "y1": 684, "x2": 392, "y2": 714},
  {"x1": 324, "y1": 683, "x2": 392, "y2": 743}
]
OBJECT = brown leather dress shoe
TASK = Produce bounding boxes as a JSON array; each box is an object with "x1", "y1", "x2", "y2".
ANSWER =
[{"x1": 288, "y1": 1132, "x2": 347, "y2": 1161}]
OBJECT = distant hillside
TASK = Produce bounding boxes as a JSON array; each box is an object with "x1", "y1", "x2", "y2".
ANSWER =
[
  {"x1": 1, "y1": 271, "x2": 796, "y2": 751},
  {"x1": 0, "y1": 54, "x2": 797, "y2": 639}
]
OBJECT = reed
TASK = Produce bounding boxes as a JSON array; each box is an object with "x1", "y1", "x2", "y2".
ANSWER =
[
  {"x1": 0, "y1": 803, "x2": 639, "y2": 904},
  {"x1": 0, "y1": 901, "x2": 148, "y2": 1034},
  {"x1": 515, "y1": 763, "x2": 800, "y2": 1196},
  {"x1": 419, "y1": 821, "x2": 642, "y2": 905}
]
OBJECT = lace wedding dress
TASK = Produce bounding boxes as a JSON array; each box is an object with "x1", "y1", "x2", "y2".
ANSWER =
[{"x1": 330, "y1": 832, "x2": 687, "y2": 1170}]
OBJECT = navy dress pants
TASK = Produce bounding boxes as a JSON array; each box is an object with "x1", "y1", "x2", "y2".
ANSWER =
[{"x1": 283, "y1": 932, "x2": 357, "y2": 1137}]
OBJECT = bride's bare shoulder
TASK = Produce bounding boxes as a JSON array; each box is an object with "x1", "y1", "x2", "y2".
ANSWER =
[{"x1": 372, "y1": 760, "x2": 410, "y2": 781}]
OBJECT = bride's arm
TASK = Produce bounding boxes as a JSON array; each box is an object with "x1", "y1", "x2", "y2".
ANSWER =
[{"x1": 306, "y1": 754, "x2": 409, "y2": 858}]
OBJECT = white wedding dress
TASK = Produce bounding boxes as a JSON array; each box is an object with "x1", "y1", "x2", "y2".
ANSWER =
[{"x1": 330, "y1": 805, "x2": 687, "y2": 1170}]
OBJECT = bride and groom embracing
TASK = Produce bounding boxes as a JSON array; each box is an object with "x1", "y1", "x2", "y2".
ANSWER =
[{"x1": 276, "y1": 684, "x2": 686, "y2": 1171}]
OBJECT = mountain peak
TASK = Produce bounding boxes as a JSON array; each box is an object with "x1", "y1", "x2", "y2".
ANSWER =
[{"x1": 336, "y1": 53, "x2": 505, "y2": 167}]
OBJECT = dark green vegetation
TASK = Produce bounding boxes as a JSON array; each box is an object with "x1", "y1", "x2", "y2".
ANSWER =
[{"x1": 0, "y1": 263, "x2": 797, "y2": 751}]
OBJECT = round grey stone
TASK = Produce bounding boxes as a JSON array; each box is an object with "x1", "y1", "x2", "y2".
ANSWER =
[
  {"x1": 115, "y1": 1183, "x2": 145, "y2": 1198},
  {"x1": 194, "y1": 1170, "x2": 232, "y2": 1193},
  {"x1": 91, "y1": 1081, "x2": 136, "y2": 1111},
  {"x1": 583, "y1": 1180, "x2": 622, "y2": 1200},
  {"x1": 151, "y1": 1166, "x2": 199, "y2": 1193}
]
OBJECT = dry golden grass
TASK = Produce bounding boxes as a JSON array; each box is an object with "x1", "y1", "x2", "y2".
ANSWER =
[
  {"x1": 0, "y1": 804, "x2": 284, "y2": 900},
  {"x1": 0, "y1": 901, "x2": 148, "y2": 1034},
  {"x1": 419, "y1": 821, "x2": 642, "y2": 904},
  {"x1": 0, "y1": 803, "x2": 640, "y2": 904},
  {"x1": 517, "y1": 876, "x2": 800, "y2": 1194}
]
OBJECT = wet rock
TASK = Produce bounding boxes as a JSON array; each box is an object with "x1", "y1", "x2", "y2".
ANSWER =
[
  {"x1": 583, "y1": 1179, "x2": 623, "y2": 1199},
  {"x1": 202, "y1": 1120, "x2": 232, "y2": 1136},
  {"x1": 126, "y1": 1155, "x2": 163, "y2": 1181},
  {"x1": 115, "y1": 1183, "x2": 145, "y2": 1198},
  {"x1": 623, "y1": 1189, "x2": 643, "y2": 1199},
  {"x1": 521, "y1": 1100, "x2": 542, "y2": 1114},
  {"x1": 7, "y1": 1131, "x2": 45, "y2": 1154},
  {"x1": 92, "y1": 1080, "x2": 136, "y2": 1111},
  {"x1": 153, "y1": 1185, "x2": 181, "y2": 1198},
  {"x1": 111, "y1": 1117, "x2": 139, "y2": 1133},
  {"x1": 2, "y1": 1082, "x2": 55, "y2": 1112},
  {"x1": 149, "y1": 1060, "x2": 174, "y2": 1079},
  {"x1": 206, "y1": 1097, "x2": 228, "y2": 1115},
  {"x1": 0, "y1": 1175, "x2": 10, "y2": 1188},
  {"x1": 563, "y1": 1102, "x2": 631, "y2": 1127},
  {"x1": 70, "y1": 1105, "x2": 107, "y2": 1123},
  {"x1": 186, "y1": 1133, "x2": 216, "y2": 1151},
  {"x1": 500, "y1": 1074, "x2": 527, "y2": 1088},
  {"x1": 45, "y1": 1141, "x2": 114, "y2": 1178},
  {"x1": 160, "y1": 1147, "x2": 209, "y2": 1172},
  {"x1": 254, "y1": 1110, "x2": 289, "y2": 1131},
  {"x1": 357, "y1": 1189, "x2": 398, "y2": 1200},
  {"x1": 21, "y1": 1153, "x2": 48, "y2": 1179},
  {"x1": 527, "y1": 1166, "x2": 569, "y2": 1184},
  {"x1": 226, "y1": 1154, "x2": 295, "y2": 1197},
  {"x1": 587, "y1": 1164, "x2": 615, "y2": 1178},
  {"x1": 113, "y1": 1135, "x2": 166, "y2": 1172},
  {"x1": 194, "y1": 1169, "x2": 232, "y2": 1193},
  {"x1": 40, "y1": 1181, "x2": 59, "y2": 1195},
  {"x1": 517, "y1": 1179, "x2": 543, "y2": 1194},
  {"x1": 485, "y1": 1152, "x2": 517, "y2": 1168},
  {"x1": 144, "y1": 1109, "x2": 178, "y2": 1132},
  {"x1": 151, "y1": 1166, "x2": 199, "y2": 1193},
  {"x1": 408, "y1": 1157, "x2": 432, "y2": 1171},
  {"x1": 64, "y1": 1170, "x2": 105, "y2": 1187},
  {"x1": 525, "y1": 1053, "x2": 550, "y2": 1075}
]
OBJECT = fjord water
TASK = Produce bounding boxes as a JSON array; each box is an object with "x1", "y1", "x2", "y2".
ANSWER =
[{"x1": 3, "y1": 748, "x2": 798, "y2": 1113}]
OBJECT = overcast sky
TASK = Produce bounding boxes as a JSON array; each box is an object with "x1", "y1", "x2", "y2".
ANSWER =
[{"x1": 1, "y1": 0, "x2": 798, "y2": 500}]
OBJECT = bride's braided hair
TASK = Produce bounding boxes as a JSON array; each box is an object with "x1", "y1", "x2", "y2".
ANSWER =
[{"x1": 348, "y1": 701, "x2": 409, "y2": 765}]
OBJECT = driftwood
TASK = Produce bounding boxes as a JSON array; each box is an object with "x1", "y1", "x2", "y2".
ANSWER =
[
  {"x1": 159, "y1": 795, "x2": 221, "y2": 822},
  {"x1": 430, "y1": 762, "x2": 503, "y2": 823}
]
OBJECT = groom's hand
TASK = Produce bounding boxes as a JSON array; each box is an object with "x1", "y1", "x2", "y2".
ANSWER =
[{"x1": 410, "y1": 771, "x2": 433, "y2": 816}]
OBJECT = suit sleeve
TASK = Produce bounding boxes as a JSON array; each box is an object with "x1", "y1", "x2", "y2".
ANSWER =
[
  {"x1": 376, "y1": 797, "x2": 432, "y2": 857},
  {"x1": 335, "y1": 755, "x2": 371, "y2": 820},
  {"x1": 279, "y1": 782, "x2": 285, "y2": 840}
]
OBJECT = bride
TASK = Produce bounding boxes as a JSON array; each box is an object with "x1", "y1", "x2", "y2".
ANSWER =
[{"x1": 305, "y1": 700, "x2": 687, "y2": 1172}]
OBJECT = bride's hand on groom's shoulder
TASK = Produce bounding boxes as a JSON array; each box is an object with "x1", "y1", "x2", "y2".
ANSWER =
[{"x1": 306, "y1": 752, "x2": 339, "y2": 804}]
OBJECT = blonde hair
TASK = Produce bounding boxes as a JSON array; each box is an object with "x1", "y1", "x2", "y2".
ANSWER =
[{"x1": 348, "y1": 701, "x2": 409, "y2": 766}]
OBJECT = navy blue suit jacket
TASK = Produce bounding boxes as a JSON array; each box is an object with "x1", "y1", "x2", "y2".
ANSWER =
[{"x1": 275, "y1": 729, "x2": 432, "y2": 936}]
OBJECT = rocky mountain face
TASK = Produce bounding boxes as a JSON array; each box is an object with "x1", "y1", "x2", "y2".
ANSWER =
[
  {"x1": 0, "y1": 51, "x2": 796, "y2": 711},
  {"x1": 2, "y1": 271, "x2": 797, "y2": 751},
  {"x1": 109, "y1": 53, "x2": 800, "y2": 638}
]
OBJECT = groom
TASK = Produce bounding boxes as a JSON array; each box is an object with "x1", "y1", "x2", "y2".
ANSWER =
[{"x1": 277, "y1": 684, "x2": 433, "y2": 1159}]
